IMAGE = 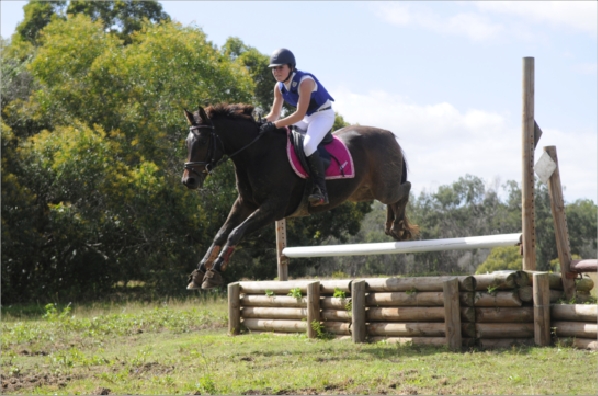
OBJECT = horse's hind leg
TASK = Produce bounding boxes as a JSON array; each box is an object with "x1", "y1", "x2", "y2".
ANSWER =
[{"x1": 385, "y1": 181, "x2": 418, "y2": 241}]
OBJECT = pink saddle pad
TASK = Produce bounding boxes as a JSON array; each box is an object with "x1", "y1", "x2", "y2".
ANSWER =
[{"x1": 286, "y1": 128, "x2": 355, "y2": 179}]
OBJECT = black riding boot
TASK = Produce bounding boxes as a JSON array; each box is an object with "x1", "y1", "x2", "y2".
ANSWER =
[{"x1": 306, "y1": 152, "x2": 329, "y2": 206}]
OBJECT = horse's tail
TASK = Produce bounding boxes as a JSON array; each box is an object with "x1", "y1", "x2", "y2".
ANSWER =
[
  {"x1": 400, "y1": 151, "x2": 408, "y2": 185},
  {"x1": 399, "y1": 150, "x2": 419, "y2": 239}
]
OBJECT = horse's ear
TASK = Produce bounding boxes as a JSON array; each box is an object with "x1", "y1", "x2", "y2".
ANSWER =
[
  {"x1": 183, "y1": 109, "x2": 195, "y2": 125},
  {"x1": 198, "y1": 106, "x2": 209, "y2": 123}
]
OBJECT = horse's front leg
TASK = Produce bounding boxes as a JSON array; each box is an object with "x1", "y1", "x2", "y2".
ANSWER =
[
  {"x1": 201, "y1": 200, "x2": 285, "y2": 289},
  {"x1": 187, "y1": 197, "x2": 254, "y2": 290}
]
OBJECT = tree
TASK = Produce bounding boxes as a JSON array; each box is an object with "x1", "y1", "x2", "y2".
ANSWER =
[
  {"x1": 67, "y1": 0, "x2": 170, "y2": 44},
  {"x1": 15, "y1": 1, "x2": 67, "y2": 45},
  {"x1": 1, "y1": 16, "x2": 256, "y2": 302},
  {"x1": 475, "y1": 246, "x2": 522, "y2": 274},
  {"x1": 565, "y1": 199, "x2": 598, "y2": 260},
  {"x1": 222, "y1": 37, "x2": 273, "y2": 111}
]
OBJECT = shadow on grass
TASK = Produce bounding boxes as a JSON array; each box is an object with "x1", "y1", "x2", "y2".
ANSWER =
[{"x1": 360, "y1": 342, "x2": 538, "y2": 359}]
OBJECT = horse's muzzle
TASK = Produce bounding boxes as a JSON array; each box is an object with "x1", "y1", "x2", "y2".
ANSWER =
[{"x1": 181, "y1": 173, "x2": 205, "y2": 189}]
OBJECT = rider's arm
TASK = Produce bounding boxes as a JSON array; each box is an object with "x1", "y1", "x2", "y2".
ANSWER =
[
  {"x1": 265, "y1": 85, "x2": 284, "y2": 121},
  {"x1": 273, "y1": 78, "x2": 315, "y2": 128}
]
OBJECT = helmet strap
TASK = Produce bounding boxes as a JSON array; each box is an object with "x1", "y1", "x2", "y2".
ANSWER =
[{"x1": 282, "y1": 65, "x2": 294, "y2": 83}]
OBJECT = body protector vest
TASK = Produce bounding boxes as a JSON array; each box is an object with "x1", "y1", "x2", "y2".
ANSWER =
[{"x1": 279, "y1": 71, "x2": 334, "y2": 116}]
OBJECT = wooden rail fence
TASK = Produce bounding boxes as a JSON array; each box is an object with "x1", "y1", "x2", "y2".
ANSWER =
[{"x1": 228, "y1": 271, "x2": 596, "y2": 350}]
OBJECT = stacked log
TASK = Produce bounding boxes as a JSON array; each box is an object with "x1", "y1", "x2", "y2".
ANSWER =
[
  {"x1": 364, "y1": 276, "x2": 474, "y2": 347},
  {"x1": 463, "y1": 271, "x2": 535, "y2": 348},
  {"x1": 238, "y1": 279, "x2": 351, "y2": 336},
  {"x1": 551, "y1": 303, "x2": 597, "y2": 350},
  {"x1": 517, "y1": 271, "x2": 595, "y2": 303},
  {"x1": 320, "y1": 293, "x2": 352, "y2": 337},
  {"x1": 505, "y1": 271, "x2": 596, "y2": 350}
]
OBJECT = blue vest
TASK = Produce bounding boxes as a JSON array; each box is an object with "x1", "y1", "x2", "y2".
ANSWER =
[{"x1": 278, "y1": 71, "x2": 334, "y2": 116}]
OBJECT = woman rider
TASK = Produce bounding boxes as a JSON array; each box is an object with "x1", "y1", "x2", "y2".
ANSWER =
[{"x1": 260, "y1": 48, "x2": 335, "y2": 206}]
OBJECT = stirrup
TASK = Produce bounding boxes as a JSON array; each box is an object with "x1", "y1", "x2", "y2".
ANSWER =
[{"x1": 308, "y1": 191, "x2": 329, "y2": 206}]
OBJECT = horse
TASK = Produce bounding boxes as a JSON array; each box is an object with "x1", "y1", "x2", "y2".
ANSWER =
[{"x1": 182, "y1": 104, "x2": 418, "y2": 289}]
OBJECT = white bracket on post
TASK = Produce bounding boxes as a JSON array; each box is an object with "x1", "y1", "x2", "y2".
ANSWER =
[{"x1": 534, "y1": 151, "x2": 557, "y2": 184}]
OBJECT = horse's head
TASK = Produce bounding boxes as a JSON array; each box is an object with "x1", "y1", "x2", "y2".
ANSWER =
[{"x1": 181, "y1": 107, "x2": 222, "y2": 189}]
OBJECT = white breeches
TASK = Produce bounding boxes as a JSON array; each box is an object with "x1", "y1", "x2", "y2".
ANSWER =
[{"x1": 293, "y1": 108, "x2": 335, "y2": 156}]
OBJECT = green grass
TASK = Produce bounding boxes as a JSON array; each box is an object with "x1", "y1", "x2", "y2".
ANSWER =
[{"x1": 2, "y1": 297, "x2": 597, "y2": 395}]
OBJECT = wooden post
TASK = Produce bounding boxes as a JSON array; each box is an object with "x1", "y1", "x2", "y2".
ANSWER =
[
  {"x1": 443, "y1": 278, "x2": 462, "y2": 350},
  {"x1": 351, "y1": 280, "x2": 366, "y2": 343},
  {"x1": 275, "y1": 220, "x2": 289, "y2": 281},
  {"x1": 544, "y1": 146, "x2": 577, "y2": 300},
  {"x1": 522, "y1": 56, "x2": 536, "y2": 271},
  {"x1": 228, "y1": 282, "x2": 241, "y2": 336},
  {"x1": 306, "y1": 281, "x2": 320, "y2": 339},
  {"x1": 532, "y1": 273, "x2": 550, "y2": 346}
]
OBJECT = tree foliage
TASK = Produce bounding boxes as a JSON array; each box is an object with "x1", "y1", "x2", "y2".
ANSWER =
[
  {"x1": 475, "y1": 247, "x2": 522, "y2": 274},
  {"x1": 1, "y1": 4, "x2": 371, "y2": 303},
  {"x1": 15, "y1": 0, "x2": 67, "y2": 45},
  {"x1": 66, "y1": 0, "x2": 170, "y2": 44}
]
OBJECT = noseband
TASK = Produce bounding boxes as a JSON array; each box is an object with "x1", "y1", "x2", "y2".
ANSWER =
[
  {"x1": 184, "y1": 124, "x2": 223, "y2": 178},
  {"x1": 183, "y1": 121, "x2": 267, "y2": 179}
]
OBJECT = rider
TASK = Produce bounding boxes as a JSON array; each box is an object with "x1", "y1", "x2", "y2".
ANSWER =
[{"x1": 260, "y1": 48, "x2": 334, "y2": 206}]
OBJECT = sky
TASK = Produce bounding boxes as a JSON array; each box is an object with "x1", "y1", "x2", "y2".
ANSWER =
[{"x1": 2, "y1": 1, "x2": 597, "y2": 204}]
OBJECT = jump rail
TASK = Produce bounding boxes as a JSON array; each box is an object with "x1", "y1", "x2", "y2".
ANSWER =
[{"x1": 283, "y1": 233, "x2": 522, "y2": 258}]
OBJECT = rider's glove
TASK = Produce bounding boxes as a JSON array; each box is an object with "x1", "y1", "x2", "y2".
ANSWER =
[{"x1": 260, "y1": 121, "x2": 277, "y2": 133}]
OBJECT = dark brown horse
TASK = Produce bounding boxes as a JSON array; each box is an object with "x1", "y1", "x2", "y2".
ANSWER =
[{"x1": 182, "y1": 104, "x2": 417, "y2": 289}]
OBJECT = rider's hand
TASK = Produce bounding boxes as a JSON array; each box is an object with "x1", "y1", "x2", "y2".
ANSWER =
[{"x1": 260, "y1": 121, "x2": 277, "y2": 133}]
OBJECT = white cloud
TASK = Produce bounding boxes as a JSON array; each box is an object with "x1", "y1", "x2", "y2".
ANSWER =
[
  {"x1": 474, "y1": 1, "x2": 598, "y2": 36},
  {"x1": 332, "y1": 87, "x2": 597, "y2": 203},
  {"x1": 332, "y1": 87, "x2": 517, "y2": 194},
  {"x1": 374, "y1": 1, "x2": 597, "y2": 42},
  {"x1": 375, "y1": 3, "x2": 503, "y2": 41}
]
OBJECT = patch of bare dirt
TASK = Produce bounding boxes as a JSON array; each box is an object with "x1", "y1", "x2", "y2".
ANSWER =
[
  {"x1": 1, "y1": 371, "x2": 80, "y2": 394},
  {"x1": 18, "y1": 349, "x2": 49, "y2": 356}
]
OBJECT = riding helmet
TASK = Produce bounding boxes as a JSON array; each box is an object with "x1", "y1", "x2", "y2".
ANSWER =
[{"x1": 269, "y1": 49, "x2": 296, "y2": 68}]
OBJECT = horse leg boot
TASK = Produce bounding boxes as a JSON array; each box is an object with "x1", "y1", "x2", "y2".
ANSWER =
[
  {"x1": 187, "y1": 265, "x2": 206, "y2": 290},
  {"x1": 306, "y1": 152, "x2": 329, "y2": 206},
  {"x1": 187, "y1": 245, "x2": 223, "y2": 290},
  {"x1": 201, "y1": 245, "x2": 237, "y2": 289}
]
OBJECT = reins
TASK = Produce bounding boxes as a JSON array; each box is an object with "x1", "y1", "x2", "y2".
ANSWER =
[{"x1": 184, "y1": 121, "x2": 266, "y2": 177}]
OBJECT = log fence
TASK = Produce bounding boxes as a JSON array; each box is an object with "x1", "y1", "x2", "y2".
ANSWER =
[{"x1": 229, "y1": 271, "x2": 597, "y2": 350}]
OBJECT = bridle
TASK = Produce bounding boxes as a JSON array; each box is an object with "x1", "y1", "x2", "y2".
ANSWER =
[
  {"x1": 183, "y1": 120, "x2": 267, "y2": 178},
  {"x1": 184, "y1": 124, "x2": 222, "y2": 178}
]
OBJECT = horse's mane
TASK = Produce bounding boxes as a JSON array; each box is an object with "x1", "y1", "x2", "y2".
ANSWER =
[{"x1": 203, "y1": 104, "x2": 255, "y2": 122}]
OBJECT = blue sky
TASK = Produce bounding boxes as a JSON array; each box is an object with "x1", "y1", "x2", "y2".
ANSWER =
[{"x1": 2, "y1": 1, "x2": 597, "y2": 203}]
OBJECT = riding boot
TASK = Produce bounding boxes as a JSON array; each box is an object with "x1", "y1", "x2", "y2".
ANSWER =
[{"x1": 306, "y1": 152, "x2": 329, "y2": 206}]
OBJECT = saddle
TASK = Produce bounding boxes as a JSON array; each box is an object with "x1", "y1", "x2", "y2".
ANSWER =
[
  {"x1": 289, "y1": 125, "x2": 334, "y2": 172},
  {"x1": 284, "y1": 126, "x2": 355, "y2": 217},
  {"x1": 286, "y1": 126, "x2": 354, "y2": 180}
]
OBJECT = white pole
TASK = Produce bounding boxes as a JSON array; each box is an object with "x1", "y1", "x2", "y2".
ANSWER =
[{"x1": 282, "y1": 233, "x2": 522, "y2": 258}]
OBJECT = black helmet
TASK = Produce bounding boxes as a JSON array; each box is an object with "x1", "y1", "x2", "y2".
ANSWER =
[{"x1": 269, "y1": 48, "x2": 295, "y2": 68}]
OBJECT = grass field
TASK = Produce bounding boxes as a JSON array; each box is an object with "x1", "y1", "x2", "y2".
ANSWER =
[{"x1": 2, "y1": 294, "x2": 597, "y2": 395}]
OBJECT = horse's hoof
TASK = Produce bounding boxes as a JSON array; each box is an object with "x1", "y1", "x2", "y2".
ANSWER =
[
  {"x1": 202, "y1": 269, "x2": 224, "y2": 290},
  {"x1": 186, "y1": 269, "x2": 205, "y2": 290}
]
